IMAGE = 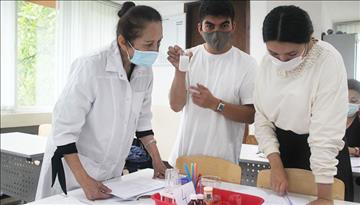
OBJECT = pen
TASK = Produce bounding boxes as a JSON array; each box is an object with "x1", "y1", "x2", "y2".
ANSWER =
[
  {"x1": 191, "y1": 162, "x2": 195, "y2": 183},
  {"x1": 284, "y1": 194, "x2": 293, "y2": 205},
  {"x1": 196, "y1": 174, "x2": 202, "y2": 193},
  {"x1": 184, "y1": 164, "x2": 192, "y2": 181}
]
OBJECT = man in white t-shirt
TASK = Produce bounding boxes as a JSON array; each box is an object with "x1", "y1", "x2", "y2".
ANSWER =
[{"x1": 167, "y1": 0, "x2": 258, "y2": 166}]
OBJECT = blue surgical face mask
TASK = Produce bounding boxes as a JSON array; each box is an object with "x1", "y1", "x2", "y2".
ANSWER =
[
  {"x1": 127, "y1": 42, "x2": 159, "y2": 68},
  {"x1": 348, "y1": 103, "x2": 360, "y2": 117}
]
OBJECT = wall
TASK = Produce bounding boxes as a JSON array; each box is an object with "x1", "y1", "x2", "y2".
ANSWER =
[{"x1": 321, "y1": 1, "x2": 360, "y2": 32}]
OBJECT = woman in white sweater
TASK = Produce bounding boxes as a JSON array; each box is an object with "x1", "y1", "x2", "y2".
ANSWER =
[{"x1": 254, "y1": 5, "x2": 353, "y2": 204}]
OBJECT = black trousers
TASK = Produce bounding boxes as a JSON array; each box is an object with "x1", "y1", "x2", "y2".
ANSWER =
[{"x1": 275, "y1": 126, "x2": 354, "y2": 201}]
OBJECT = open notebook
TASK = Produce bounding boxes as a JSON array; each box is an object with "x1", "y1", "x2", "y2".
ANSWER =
[{"x1": 105, "y1": 176, "x2": 165, "y2": 200}]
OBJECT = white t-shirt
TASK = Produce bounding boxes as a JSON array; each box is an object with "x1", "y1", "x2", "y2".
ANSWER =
[
  {"x1": 254, "y1": 41, "x2": 348, "y2": 183},
  {"x1": 169, "y1": 44, "x2": 257, "y2": 166}
]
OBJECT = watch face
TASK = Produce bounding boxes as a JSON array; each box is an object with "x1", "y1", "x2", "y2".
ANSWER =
[{"x1": 217, "y1": 102, "x2": 225, "y2": 112}]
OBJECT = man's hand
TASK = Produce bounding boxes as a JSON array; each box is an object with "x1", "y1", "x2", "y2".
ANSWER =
[
  {"x1": 167, "y1": 45, "x2": 192, "y2": 70},
  {"x1": 190, "y1": 83, "x2": 219, "y2": 110},
  {"x1": 167, "y1": 45, "x2": 183, "y2": 69}
]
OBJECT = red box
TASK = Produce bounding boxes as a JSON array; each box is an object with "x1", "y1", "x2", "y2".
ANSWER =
[
  {"x1": 151, "y1": 193, "x2": 176, "y2": 205},
  {"x1": 213, "y1": 188, "x2": 264, "y2": 205},
  {"x1": 151, "y1": 188, "x2": 264, "y2": 205}
]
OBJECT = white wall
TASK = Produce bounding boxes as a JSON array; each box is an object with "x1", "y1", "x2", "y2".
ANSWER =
[
  {"x1": 113, "y1": 1, "x2": 187, "y2": 16},
  {"x1": 321, "y1": 1, "x2": 360, "y2": 32}
]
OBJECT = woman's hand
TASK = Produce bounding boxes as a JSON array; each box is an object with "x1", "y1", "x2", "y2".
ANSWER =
[
  {"x1": 349, "y1": 147, "x2": 360, "y2": 157},
  {"x1": 307, "y1": 198, "x2": 333, "y2": 205},
  {"x1": 270, "y1": 166, "x2": 288, "y2": 196},
  {"x1": 138, "y1": 135, "x2": 167, "y2": 179},
  {"x1": 79, "y1": 176, "x2": 112, "y2": 201},
  {"x1": 64, "y1": 153, "x2": 112, "y2": 200},
  {"x1": 152, "y1": 159, "x2": 167, "y2": 179},
  {"x1": 267, "y1": 153, "x2": 288, "y2": 196}
]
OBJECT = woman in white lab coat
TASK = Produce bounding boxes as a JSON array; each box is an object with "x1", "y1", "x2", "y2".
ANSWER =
[{"x1": 36, "y1": 2, "x2": 167, "y2": 200}]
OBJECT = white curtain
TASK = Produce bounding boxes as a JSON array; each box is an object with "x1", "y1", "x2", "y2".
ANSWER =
[
  {"x1": 55, "y1": 0, "x2": 121, "y2": 97},
  {"x1": 0, "y1": 1, "x2": 16, "y2": 110}
]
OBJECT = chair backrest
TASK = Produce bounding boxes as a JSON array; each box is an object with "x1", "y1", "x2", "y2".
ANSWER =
[
  {"x1": 175, "y1": 155, "x2": 242, "y2": 184},
  {"x1": 38, "y1": 124, "x2": 52, "y2": 137},
  {"x1": 256, "y1": 168, "x2": 345, "y2": 200},
  {"x1": 244, "y1": 135, "x2": 258, "y2": 145}
]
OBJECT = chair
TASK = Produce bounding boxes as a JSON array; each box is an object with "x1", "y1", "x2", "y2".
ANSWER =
[
  {"x1": 244, "y1": 135, "x2": 258, "y2": 145},
  {"x1": 175, "y1": 155, "x2": 242, "y2": 184},
  {"x1": 38, "y1": 124, "x2": 52, "y2": 137},
  {"x1": 256, "y1": 168, "x2": 345, "y2": 200}
]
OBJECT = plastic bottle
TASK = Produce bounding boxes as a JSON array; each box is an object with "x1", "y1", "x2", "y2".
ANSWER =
[
  {"x1": 188, "y1": 194, "x2": 198, "y2": 205},
  {"x1": 161, "y1": 192, "x2": 175, "y2": 204},
  {"x1": 203, "y1": 186, "x2": 213, "y2": 205},
  {"x1": 197, "y1": 194, "x2": 205, "y2": 205}
]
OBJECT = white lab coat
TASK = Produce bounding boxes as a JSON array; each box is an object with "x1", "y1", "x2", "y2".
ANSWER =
[{"x1": 35, "y1": 41, "x2": 154, "y2": 199}]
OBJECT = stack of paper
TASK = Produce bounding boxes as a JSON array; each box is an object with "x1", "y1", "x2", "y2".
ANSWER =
[{"x1": 105, "y1": 177, "x2": 165, "y2": 200}]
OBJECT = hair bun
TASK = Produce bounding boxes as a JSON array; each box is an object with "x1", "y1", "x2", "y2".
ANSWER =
[{"x1": 118, "y1": 1, "x2": 136, "y2": 18}]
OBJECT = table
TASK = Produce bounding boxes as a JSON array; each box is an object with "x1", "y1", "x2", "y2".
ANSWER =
[
  {"x1": 239, "y1": 144, "x2": 270, "y2": 186},
  {"x1": 239, "y1": 144, "x2": 360, "y2": 202},
  {"x1": 0, "y1": 132, "x2": 47, "y2": 202},
  {"x1": 29, "y1": 168, "x2": 359, "y2": 205}
]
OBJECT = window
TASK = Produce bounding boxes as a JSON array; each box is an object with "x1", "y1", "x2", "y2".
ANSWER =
[
  {"x1": 17, "y1": 1, "x2": 56, "y2": 109},
  {"x1": 1, "y1": 0, "x2": 120, "y2": 113},
  {"x1": 1, "y1": 1, "x2": 56, "y2": 111}
]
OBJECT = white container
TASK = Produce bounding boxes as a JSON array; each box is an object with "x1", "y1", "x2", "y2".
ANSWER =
[{"x1": 179, "y1": 55, "x2": 190, "y2": 72}]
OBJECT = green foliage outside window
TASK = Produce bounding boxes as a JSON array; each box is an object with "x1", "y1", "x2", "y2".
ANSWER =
[{"x1": 17, "y1": 1, "x2": 56, "y2": 107}]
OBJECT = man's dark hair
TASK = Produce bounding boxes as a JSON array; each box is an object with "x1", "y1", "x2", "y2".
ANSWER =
[{"x1": 199, "y1": 0, "x2": 235, "y2": 22}]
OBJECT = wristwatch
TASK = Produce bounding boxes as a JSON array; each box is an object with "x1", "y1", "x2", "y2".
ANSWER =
[{"x1": 216, "y1": 100, "x2": 225, "y2": 112}]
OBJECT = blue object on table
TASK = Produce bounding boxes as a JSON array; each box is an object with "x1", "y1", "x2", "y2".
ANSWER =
[{"x1": 179, "y1": 177, "x2": 191, "y2": 185}]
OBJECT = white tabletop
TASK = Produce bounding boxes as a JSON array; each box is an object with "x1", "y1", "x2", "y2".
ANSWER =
[
  {"x1": 240, "y1": 144, "x2": 360, "y2": 175},
  {"x1": 351, "y1": 157, "x2": 360, "y2": 176},
  {"x1": 240, "y1": 144, "x2": 268, "y2": 163},
  {"x1": 30, "y1": 169, "x2": 358, "y2": 205},
  {"x1": 0, "y1": 132, "x2": 47, "y2": 158}
]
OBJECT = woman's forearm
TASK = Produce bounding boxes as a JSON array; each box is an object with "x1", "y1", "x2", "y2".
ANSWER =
[
  {"x1": 139, "y1": 135, "x2": 162, "y2": 162},
  {"x1": 64, "y1": 153, "x2": 90, "y2": 186},
  {"x1": 317, "y1": 183, "x2": 333, "y2": 201}
]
